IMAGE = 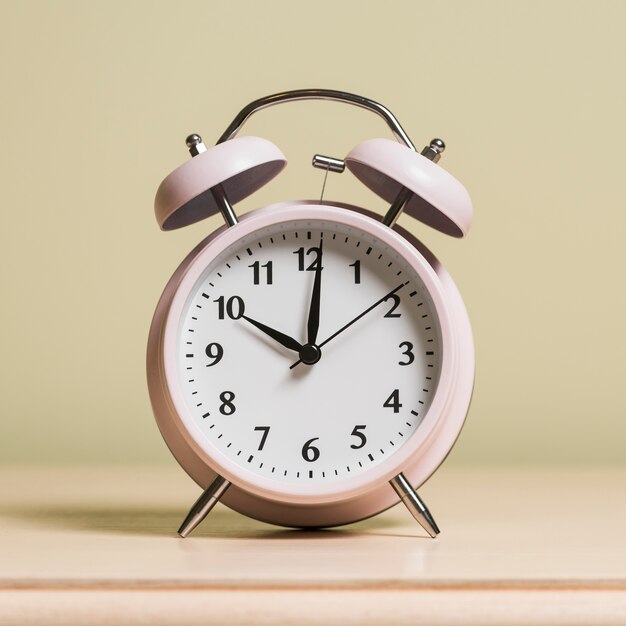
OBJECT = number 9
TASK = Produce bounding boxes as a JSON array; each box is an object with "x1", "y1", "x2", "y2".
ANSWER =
[{"x1": 205, "y1": 342, "x2": 224, "y2": 366}]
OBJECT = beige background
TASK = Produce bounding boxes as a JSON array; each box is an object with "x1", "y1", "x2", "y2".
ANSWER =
[{"x1": 0, "y1": 1, "x2": 624, "y2": 466}]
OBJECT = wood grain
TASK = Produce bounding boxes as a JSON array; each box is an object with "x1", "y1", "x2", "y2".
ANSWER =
[{"x1": 0, "y1": 465, "x2": 624, "y2": 624}]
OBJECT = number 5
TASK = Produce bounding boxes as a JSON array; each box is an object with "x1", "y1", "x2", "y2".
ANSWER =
[{"x1": 350, "y1": 425, "x2": 367, "y2": 449}]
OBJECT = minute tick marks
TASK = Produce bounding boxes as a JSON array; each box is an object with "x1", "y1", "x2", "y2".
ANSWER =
[{"x1": 178, "y1": 220, "x2": 441, "y2": 485}]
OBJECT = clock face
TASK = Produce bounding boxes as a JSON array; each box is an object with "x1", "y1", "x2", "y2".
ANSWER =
[{"x1": 175, "y1": 215, "x2": 443, "y2": 489}]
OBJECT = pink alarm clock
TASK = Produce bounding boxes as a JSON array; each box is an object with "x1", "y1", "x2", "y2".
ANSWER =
[{"x1": 147, "y1": 89, "x2": 474, "y2": 538}]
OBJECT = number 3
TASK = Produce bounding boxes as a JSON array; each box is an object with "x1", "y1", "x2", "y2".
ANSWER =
[{"x1": 398, "y1": 341, "x2": 414, "y2": 366}]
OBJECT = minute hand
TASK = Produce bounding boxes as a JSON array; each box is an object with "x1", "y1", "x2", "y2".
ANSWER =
[
  {"x1": 289, "y1": 281, "x2": 409, "y2": 369},
  {"x1": 306, "y1": 237, "x2": 323, "y2": 345}
]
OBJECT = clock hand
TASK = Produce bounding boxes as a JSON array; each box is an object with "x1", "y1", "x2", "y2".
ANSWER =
[
  {"x1": 306, "y1": 237, "x2": 323, "y2": 345},
  {"x1": 289, "y1": 281, "x2": 409, "y2": 369},
  {"x1": 318, "y1": 281, "x2": 409, "y2": 349},
  {"x1": 242, "y1": 315, "x2": 303, "y2": 353}
]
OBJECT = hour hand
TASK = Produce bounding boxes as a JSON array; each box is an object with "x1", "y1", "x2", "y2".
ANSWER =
[{"x1": 241, "y1": 315, "x2": 303, "y2": 353}]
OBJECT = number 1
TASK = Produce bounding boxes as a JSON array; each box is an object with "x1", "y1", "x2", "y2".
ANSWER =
[{"x1": 349, "y1": 260, "x2": 361, "y2": 284}]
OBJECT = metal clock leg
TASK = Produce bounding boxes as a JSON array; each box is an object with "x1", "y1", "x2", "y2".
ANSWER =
[
  {"x1": 390, "y1": 473, "x2": 440, "y2": 538},
  {"x1": 178, "y1": 475, "x2": 231, "y2": 538}
]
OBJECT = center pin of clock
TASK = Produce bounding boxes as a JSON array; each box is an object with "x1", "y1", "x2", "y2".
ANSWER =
[{"x1": 299, "y1": 343, "x2": 322, "y2": 365}]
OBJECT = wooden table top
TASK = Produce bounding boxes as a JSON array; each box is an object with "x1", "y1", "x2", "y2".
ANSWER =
[{"x1": 0, "y1": 465, "x2": 624, "y2": 625}]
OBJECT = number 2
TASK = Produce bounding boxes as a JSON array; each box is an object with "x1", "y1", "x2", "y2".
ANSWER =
[{"x1": 383, "y1": 294, "x2": 401, "y2": 318}]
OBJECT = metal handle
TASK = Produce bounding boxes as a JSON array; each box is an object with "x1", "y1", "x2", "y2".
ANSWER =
[{"x1": 217, "y1": 88, "x2": 416, "y2": 150}]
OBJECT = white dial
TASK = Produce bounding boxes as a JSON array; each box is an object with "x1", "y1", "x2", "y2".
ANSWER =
[{"x1": 176, "y1": 216, "x2": 442, "y2": 486}]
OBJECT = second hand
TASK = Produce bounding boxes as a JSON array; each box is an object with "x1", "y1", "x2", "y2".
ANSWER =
[{"x1": 289, "y1": 281, "x2": 409, "y2": 369}]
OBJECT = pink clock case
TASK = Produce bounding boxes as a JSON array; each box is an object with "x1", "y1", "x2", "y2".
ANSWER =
[
  {"x1": 147, "y1": 202, "x2": 474, "y2": 528},
  {"x1": 148, "y1": 89, "x2": 475, "y2": 533}
]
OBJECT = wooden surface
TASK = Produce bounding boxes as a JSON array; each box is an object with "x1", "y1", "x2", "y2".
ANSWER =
[{"x1": 0, "y1": 466, "x2": 624, "y2": 625}]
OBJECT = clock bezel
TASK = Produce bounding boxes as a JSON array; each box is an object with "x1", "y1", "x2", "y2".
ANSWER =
[{"x1": 152, "y1": 203, "x2": 459, "y2": 505}]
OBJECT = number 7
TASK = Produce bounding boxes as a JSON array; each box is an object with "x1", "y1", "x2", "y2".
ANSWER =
[{"x1": 254, "y1": 426, "x2": 270, "y2": 451}]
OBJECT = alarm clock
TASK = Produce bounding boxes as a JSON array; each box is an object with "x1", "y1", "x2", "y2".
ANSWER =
[{"x1": 147, "y1": 89, "x2": 474, "y2": 538}]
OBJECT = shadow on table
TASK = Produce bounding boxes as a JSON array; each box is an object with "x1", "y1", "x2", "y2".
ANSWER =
[{"x1": 4, "y1": 504, "x2": 414, "y2": 540}]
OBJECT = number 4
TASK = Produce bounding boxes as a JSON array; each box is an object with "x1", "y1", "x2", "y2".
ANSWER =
[{"x1": 383, "y1": 389, "x2": 402, "y2": 413}]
